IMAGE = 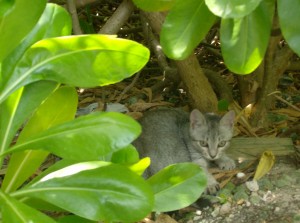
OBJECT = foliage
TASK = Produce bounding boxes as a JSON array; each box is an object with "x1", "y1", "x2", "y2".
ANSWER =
[
  {"x1": 0, "y1": 2, "x2": 207, "y2": 223},
  {"x1": 133, "y1": 0, "x2": 300, "y2": 75}
]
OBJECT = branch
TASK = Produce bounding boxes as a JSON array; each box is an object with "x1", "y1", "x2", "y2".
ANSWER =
[
  {"x1": 66, "y1": 0, "x2": 83, "y2": 34},
  {"x1": 98, "y1": 0, "x2": 135, "y2": 34},
  {"x1": 75, "y1": 0, "x2": 98, "y2": 8}
]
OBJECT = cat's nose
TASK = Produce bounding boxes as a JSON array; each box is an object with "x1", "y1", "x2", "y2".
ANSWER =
[{"x1": 210, "y1": 154, "x2": 217, "y2": 159}]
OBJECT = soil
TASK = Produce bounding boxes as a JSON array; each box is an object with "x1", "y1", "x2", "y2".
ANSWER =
[{"x1": 164, "y1": 156, "x2": 300, "y2": 223}]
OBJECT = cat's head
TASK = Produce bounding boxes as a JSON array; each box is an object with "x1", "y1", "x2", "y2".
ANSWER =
[{"x1": 189, "y1": 109, "x2": 235, "y2": 161}]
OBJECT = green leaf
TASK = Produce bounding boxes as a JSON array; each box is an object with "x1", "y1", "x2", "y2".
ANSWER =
[
  {"x1": 57, "y1": 215, "x2": 96, "y2": 223},
  {"x1": 0, "y1": 3, "x2": 71, "y2": 159},
  {"x1": 205, "y1": 0, "x2": 262, "y2": 18},
  {"x1": 2, "y1": 3, "x2": 72, "y2": 80},
  {"x1": 218, "y1": 99, "x2": 229, "y2": 111},
  {"x1": 0, "y1": 81, "x2": 58, "y2": 162},
  {"x1": 0, "y1": 190, "x2": 56, "y2": 223},
  {"x1": 132, "y1": 0, "x2": 175, "y2": 11},
  {"x1": 13, "y1": 162, "x2": 154, "y2": 222},
  {"x1": 0, "y1": 0, "x2": 15, "y2": 17},
  {"x1": 128, "y1": 157, "x2": 151, "y2": 176},
  {"x1": 4, "y1": 112, "x2": 141, "y2": 161},
  {"x1": 111, "y1": 144, "x2": 140, "y2": 165},
  {"x1": 147, "y1": 163, "x2": 207, "y2": 212},
  {"x1": 2, "y1": 86, "x2": 77, "y2": 193},
  {"x1": 0, "y1": 35, "x2": 150, "y2": 103},
  {"x1": 278, "y1": 0, "x2": 300, "y2": 57},
  {"x1": 161, "y1": 0, "x2": 216, "y2": 59},
  {"x1": 220, "y1": 0, "x2": 274, "y2": 74},
  {"x1": 0, "y1": 0, "x2": 46, "y2": 61}
]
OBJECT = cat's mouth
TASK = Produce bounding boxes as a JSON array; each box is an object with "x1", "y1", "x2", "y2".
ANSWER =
[{"x1": 206, "y1": 153, "x2": 220, "y2": 161}]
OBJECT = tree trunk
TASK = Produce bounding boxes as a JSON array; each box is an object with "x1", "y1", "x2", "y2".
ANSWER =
[{"x1": 142, "y1": 11, "x2": 218, "y2": 112}]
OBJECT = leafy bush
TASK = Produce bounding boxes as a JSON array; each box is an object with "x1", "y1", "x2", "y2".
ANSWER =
[
  {"x1": 133, "y1": 0, "x2": 300, "y2": 75},
  {"x1": 0, "y1": 2, "x2": 206, "y2": 222}
]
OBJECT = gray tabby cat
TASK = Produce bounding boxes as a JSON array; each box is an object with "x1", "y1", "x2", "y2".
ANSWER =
[{"x1": 133, "y1": 108, "x2": 235, "y2": 194}]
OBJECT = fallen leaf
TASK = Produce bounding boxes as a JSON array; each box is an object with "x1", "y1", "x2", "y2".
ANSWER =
[{"x1": 253, "y1": 150, "x2": 275, "y2": 180}]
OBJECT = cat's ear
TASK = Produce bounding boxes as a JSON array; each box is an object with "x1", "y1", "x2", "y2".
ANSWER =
[
  {"x1": 220, "y1": 110, "x2": 235, "y2": 128},
  {"x1": 190, "y1": 109, "x2": 206, "y2": 129}
]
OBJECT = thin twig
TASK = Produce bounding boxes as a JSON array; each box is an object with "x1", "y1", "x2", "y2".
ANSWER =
[
  {"x1": 116, "y1": 72, "x2": 141, "y2": 103},
  {"x1": 268, "y1": 91, "x2": 300, "y2": 112},
  {"x1": 66, "y1": 0, "x2": 83, "y2": 34}
]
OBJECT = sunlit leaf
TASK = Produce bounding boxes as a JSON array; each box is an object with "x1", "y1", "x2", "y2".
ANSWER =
[
  {"x1": 205, "y1": 0, "x2": 262, "y2": 18},
  {"x1": 13, "y1": 162, "x2": 153, "y2": 222},
  {"x1": 4, "y1": 112, "x2": 141, "y2": 161},
  {"x1": 0, "y1": 81, "x2": 58, "y2": 158},
  {"x1": 0, "y1": 190, "x2": 56, "y2": 223},
  {"x1": 278, "y1": 0, "x2": 300, "y2": 57},
  {"x1": 0, "y1": 35, "x2": 150, "y2": 103},
  {"x1": 148, "y1": 163, "x2": 206, "y2": 212},
  {"x1": 128, "y1": 157, "x2": 151, "y2": 176},
  {"x1": 2, "y1": 3, "x2": 72, "y2": 80},
  {"x1": 220, "y1": 0, "x2": 274, "y2": 74},
  {"x1": 111, "y1": 144, "x2": 140, "y2": 165},
  {"x1": 0, "y1": 0, "x2": 46, "y2": 61},
  {"x1": 2, "y1": 86, "x2": 77, "y2": 193},
  {"x1": 161, "y1": 0, "x2": 216, "y2": 59}
]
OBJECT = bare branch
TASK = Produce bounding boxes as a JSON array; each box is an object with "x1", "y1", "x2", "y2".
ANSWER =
[
  {"x1": 66, "y1": 0, "x2": 83, "y2": 34},
  {"x1": 98, "y1": 0, "x2": 135, "y2": 34}
]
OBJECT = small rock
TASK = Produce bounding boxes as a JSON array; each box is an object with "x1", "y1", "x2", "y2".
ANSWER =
[
  {"x1": 211, "y1": 207, "x2": 220, "y2": 217},
  {"x1": 262, "y1": 190, "x2": 275, "y2": 202},
  {"x1": 246, "y1": 201, "x2": 251, "y2": 207},
  {"x1": 236, "y1": 172, "x2": 246, "y2": 179},
  {"x1": 245, "y1": 180, "x2": 259, "y2": 192},
  {"x1": 195, "y1": 210, "x2": 202, "y2": 216},
  {"x1": 219, "y1": 203, "x2": 231, "y2": 215},
  {"x1": 193, "y1": 215, "x2": 201, "y2": 221},
  {"x1": 274, "y1": 207, "x2": 280, "y2": 212}
]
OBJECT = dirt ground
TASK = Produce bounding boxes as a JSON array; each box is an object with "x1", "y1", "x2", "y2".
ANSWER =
[{"x1": 152, "y1": 156, "x2": 300, "y2": 223}]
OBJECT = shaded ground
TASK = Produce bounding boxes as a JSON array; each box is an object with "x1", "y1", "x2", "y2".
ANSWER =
[{"x1": 142, "y1": 156, "x2": 300, "y2": 223}]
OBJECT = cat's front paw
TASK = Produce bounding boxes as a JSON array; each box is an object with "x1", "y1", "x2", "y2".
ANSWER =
[
  {"x1": 206, "y1": 181, "x2": 220, "y2": 194},
  {"x1": 216, "y1": 157, "x2": 236, "y2": 170},
  {"x1": 205, "y1": 177, "x2": 220, "y2": 194}
]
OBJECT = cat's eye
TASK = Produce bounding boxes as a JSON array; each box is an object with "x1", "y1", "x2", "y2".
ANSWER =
[
  {"x1": 199, "y1": 140, "x2": 208, "y2": 147},
  {"x1": 218, "y1": 141, "x2": 227, "y2": 147}
]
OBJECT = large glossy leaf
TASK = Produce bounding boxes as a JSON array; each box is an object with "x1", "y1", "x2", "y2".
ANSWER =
[
  {"x1": 0, "y1": 35, "x2": 150, "y2": 104},
  {"x1": 2, "y1": 3, "x2": 72, "y2": 81},
  {"x1": 0, "y1": 0, "x2": 46, "y2": 61},
  {"x1": 278, "y1": 0, "x2": 300, "y2": 57},
  {"x1": 132, "y1": 0, "x2": 175, "y2": 11},
  {"x1": 0, "y1": 3, "x2": 71, "y2": 159},
  {"x1": 0, "y1": 190, "x2": 56, "y2": 223},
  {"x1": 57, "y1": 215, "x2": 95, "y2": 223},
  {"x1": 161, "y1": 0, "x2": 216, "y2": 59},
  {"x1": 147, "y1": 163, "x2": 207, "y2": 212},
  {"x1": 4, "y1": 112, "x2": 141, "y2": 161},
  {"x1": 220, "y1": 0, "x2": 274, "y2": 74},
  {"x1": 2, "y1": 86, "x2": 77, "y2": 193},
  {"x1": 205, "y1": 0, "x2": 262, "y2": 18},
  {"x1": 12, "y1": 162, "x2": 154, "y2": 222},
  {"x1": 0, "y1": 81, "x2": 58, "y2": 162}
]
